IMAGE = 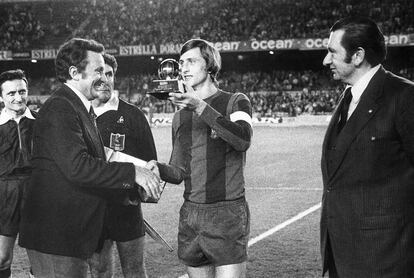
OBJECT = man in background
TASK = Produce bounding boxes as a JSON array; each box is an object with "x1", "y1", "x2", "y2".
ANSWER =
[
  {"x1": 0, "y1": 69, "x2": 36, "y2": 278},
  {"x1": 89, "y1": 53, "x2": 157, "y2": 278},
  {"x1": 321, "y1": 17, "x2": 414, "y2": 277}
]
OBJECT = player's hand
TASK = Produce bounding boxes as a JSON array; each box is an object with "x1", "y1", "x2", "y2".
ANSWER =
[
  {"x1": 134, "y1": 165, "x2": 161, "y2": 199},
  {"x1": 145, "y1": 160, "x2": 160, "y2": 179},
  {"x1": 169, "y1": 83, "x2": 202, "y2": 111}
]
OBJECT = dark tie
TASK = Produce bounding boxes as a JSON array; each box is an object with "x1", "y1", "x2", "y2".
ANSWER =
[
  {"x1": 337, "y1": 87, "x2": 352, "y2": 134},
  {"x1": 89, "y1": 106, "x2": 97, "y2": 127}
]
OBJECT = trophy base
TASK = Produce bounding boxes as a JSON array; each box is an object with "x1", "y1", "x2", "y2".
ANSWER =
[
  {"x1": 148, "y1": 79, "x2": 180, "y2": 100},
  {"x1": 147, "y1": 91, "x2": 171, "y2": 100}
]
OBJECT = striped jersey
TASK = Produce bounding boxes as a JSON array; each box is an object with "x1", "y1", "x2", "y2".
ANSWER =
[{"x1": 159, "y1": 90, "x2": 253, "y2": 203}]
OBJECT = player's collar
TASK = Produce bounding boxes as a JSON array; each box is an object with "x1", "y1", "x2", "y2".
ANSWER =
[
  {"x1": 93, "y1": 94, "x2": 119, "y2": 117},
  {"x1": 0, "y1": 107, "x2": 34, "y2": 125}
]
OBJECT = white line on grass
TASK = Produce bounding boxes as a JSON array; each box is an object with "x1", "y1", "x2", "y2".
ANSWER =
[
  {"x1": 245, "y1": 187, "x2": 322, "y2": 191},
  {"x1": 177, "y1": 202, "x2": 322, "y2": 278},
  {"x1": 248, "y1": 202, "x2": 321, "y2": 246},
  {"x1": 167, "y1": 186, "x2": 322, "y2": 191}
]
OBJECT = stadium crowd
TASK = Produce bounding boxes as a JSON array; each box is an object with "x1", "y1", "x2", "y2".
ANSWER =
[
  {"x1": 1, "y1": 0, "x2": 414, "y2": 118},
  {"x1": 22, "y1": 67, "x2": 414, "y2": 117},
  {"x1": 1, "y1": 0, "x2": 414, "y2": 50},
  {"x1": 77, "y1": 0, "x2": 414, "y2": 47},
  {"x1": 0, "y1": 3, "x2": 44, "y2": 51}
]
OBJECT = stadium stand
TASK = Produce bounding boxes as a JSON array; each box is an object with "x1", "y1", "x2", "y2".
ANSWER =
[
  {"x1": 1, "y1": 0, "x2": 414, "y2": 49},
  {"x1": 75, "y1": 0, "x2": 414, "y2": 46},
  {"x1": 1, "y1": 0, "x2": 414, "y2": 118},
  {"x1": 25, "y1": 68, "x2": 414, "y2": 117},
  {"x1": 0, "y1": 3, "x2": 45, "y2": 51}
]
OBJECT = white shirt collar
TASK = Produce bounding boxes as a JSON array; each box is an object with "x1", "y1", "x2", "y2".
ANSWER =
[
  {"x1": 64, "y1": 83, "x2": 91, "y2": 112},
  {"x1": 350, "y1": 64, "x2": 381, "y2": 103},
  {"x1": 0, "y1": 107, "x2": 35, "y2": 125},
  {"x1": 93, "y1": 92, "x2": 119, "y2": 117}
]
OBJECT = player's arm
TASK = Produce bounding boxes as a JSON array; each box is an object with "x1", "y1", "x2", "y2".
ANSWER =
[
  {"x1": 197, "y1": 93, "x2": 253, "y2": 152},
  {"x1": 148, "y1": 113, "x2": 188, "y2": 184},
  {"x1": 170, "y1": 86, "x2": 252, "y2": 152}
]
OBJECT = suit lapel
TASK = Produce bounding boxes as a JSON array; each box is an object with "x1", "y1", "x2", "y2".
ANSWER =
[
  {"x1": 326, "y1": 67, "x2": 386, "y2": 182},
  {"x1": 321, "y1": 91, "x2": 343, "y2": 180},
  {"x1": 56, "y1": 86, "x2": 106, "y2": 159}
]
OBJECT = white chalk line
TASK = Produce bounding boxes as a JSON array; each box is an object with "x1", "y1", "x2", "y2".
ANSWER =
[
  {"x1": 177, "y1": 202, "x2": 322, "y2": 278},
  {"x1": 246, "y1": 187, "x2": 322, "y2": 191},
  {"x1": 166, "y1": 186, "x2": 322, "y2": 191},
  {"x1": 248, "y1": 202, "x2": 321, "y2": 246}
]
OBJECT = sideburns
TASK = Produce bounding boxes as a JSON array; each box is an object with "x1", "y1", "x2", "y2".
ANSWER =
[{"x1": 344, "y1": 51, "x2": 353, "y2": 64}]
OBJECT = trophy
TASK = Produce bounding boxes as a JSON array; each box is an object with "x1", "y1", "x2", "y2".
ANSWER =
[{"x1": 148, "y1": 58, "x2": 181, "y2": 100}]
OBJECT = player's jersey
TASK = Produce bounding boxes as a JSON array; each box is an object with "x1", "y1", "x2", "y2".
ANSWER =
[{"x1": 161, "y1": 90, "x2": 253, "y2": 203}]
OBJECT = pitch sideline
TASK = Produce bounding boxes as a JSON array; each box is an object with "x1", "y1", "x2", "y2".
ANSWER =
[{"x1": 178, "y1": 202, "x2": 322, "y2": 278}]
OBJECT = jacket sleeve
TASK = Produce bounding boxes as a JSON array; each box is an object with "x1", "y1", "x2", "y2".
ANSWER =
[
  {"x1": 35, "y1": 97, "x2": 135, "y2": 189},
  {"x1": 396, "y1": 84, "x2": 414, "y2": 165}
]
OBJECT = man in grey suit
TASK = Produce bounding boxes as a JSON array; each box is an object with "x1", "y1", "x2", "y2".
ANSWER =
[{"x1": 321, "y1": 17, "x2": 414, "y2": 277}]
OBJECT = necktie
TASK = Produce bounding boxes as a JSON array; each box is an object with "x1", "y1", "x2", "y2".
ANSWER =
[
  {"x1": 89, "y1": 106, "x2": 97, "y2": 127},
  {"x1": 337, "y1": 87, "x2": 352, "y2": 134}
]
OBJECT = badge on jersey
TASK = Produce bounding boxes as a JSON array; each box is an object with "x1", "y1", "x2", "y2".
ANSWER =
[
  {"x1": 210, "y1": 129, "x2": 219, "y2": 139},
  {"x1": 110, "y1": 133, "x2": 125, "y2": 151},
  {"x1": 117, "y1": 116, "x2": 124, "y2": 123}
]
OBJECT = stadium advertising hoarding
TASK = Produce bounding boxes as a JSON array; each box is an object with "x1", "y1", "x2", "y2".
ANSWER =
[
  {"x1": 2, "y1": 34, "x2": 413, "y2": 61},
  {"x1": 118, "y1": 34, "x2": 413, "y2": 55}
]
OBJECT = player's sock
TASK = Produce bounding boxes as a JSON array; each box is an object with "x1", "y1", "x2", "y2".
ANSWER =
[{"x1": 0, "y1": 268, "x2": 11, "y2": 278}]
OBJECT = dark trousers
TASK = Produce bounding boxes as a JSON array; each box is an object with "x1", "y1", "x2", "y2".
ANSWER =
[{"x1": 326, "y1": 235, "x2": 339, "y2": 278}]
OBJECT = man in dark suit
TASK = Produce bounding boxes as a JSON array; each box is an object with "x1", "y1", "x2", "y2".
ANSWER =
[
  {"x1": 320, "y1": 17, "x2": 414, "y2": 278},
  {"x1": 19, "y1": 38, "x2": 161, "y2": 278}
]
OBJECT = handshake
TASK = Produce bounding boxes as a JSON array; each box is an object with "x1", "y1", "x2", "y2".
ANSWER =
[
  {"x1": 134, "y1": 160, "x2": 164, "y2": 203},
  {"x1": 105, "y1": 147, "x2": 164, "y2": 203}
]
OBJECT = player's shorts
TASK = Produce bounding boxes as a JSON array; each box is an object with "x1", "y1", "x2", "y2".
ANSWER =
[
  {"x1": 178, "y1": 197, "x2": 250, "y2": 267},
  {"x1": 0, "y1": 176, "x2": 30, "y2": 236},
  {"x1": 103, "y1": 203, "x2": 146, "y2": 242}
]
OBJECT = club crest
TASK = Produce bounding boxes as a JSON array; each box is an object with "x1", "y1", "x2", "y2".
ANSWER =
[
  {"x1": 110, "y1": 133, "x2": 126, "y2": 151},
  {"x1": 210, "y1": 129, "x2": 218, "y2": 139}
]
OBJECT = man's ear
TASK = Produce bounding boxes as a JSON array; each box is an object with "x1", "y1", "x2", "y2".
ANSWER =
[
  {"x1": 352, "y1": 47, "x2": 365, "y2": 67},
  {"x1": 69, "y1": 66, "x2": 80, "y2": 81}
]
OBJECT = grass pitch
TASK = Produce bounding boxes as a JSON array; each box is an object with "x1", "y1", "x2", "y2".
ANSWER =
[{"x1": 12, "y1": 125, "x2": 327, "y2": 278}]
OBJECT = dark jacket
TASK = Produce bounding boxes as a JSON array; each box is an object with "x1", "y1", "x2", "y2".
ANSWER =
[
  {"x1": 321, "y1": 67, "x2": 414, "y2": 278},
  {"x1": 19, "y1": 85, "x2": 136, "y2": 259}
]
